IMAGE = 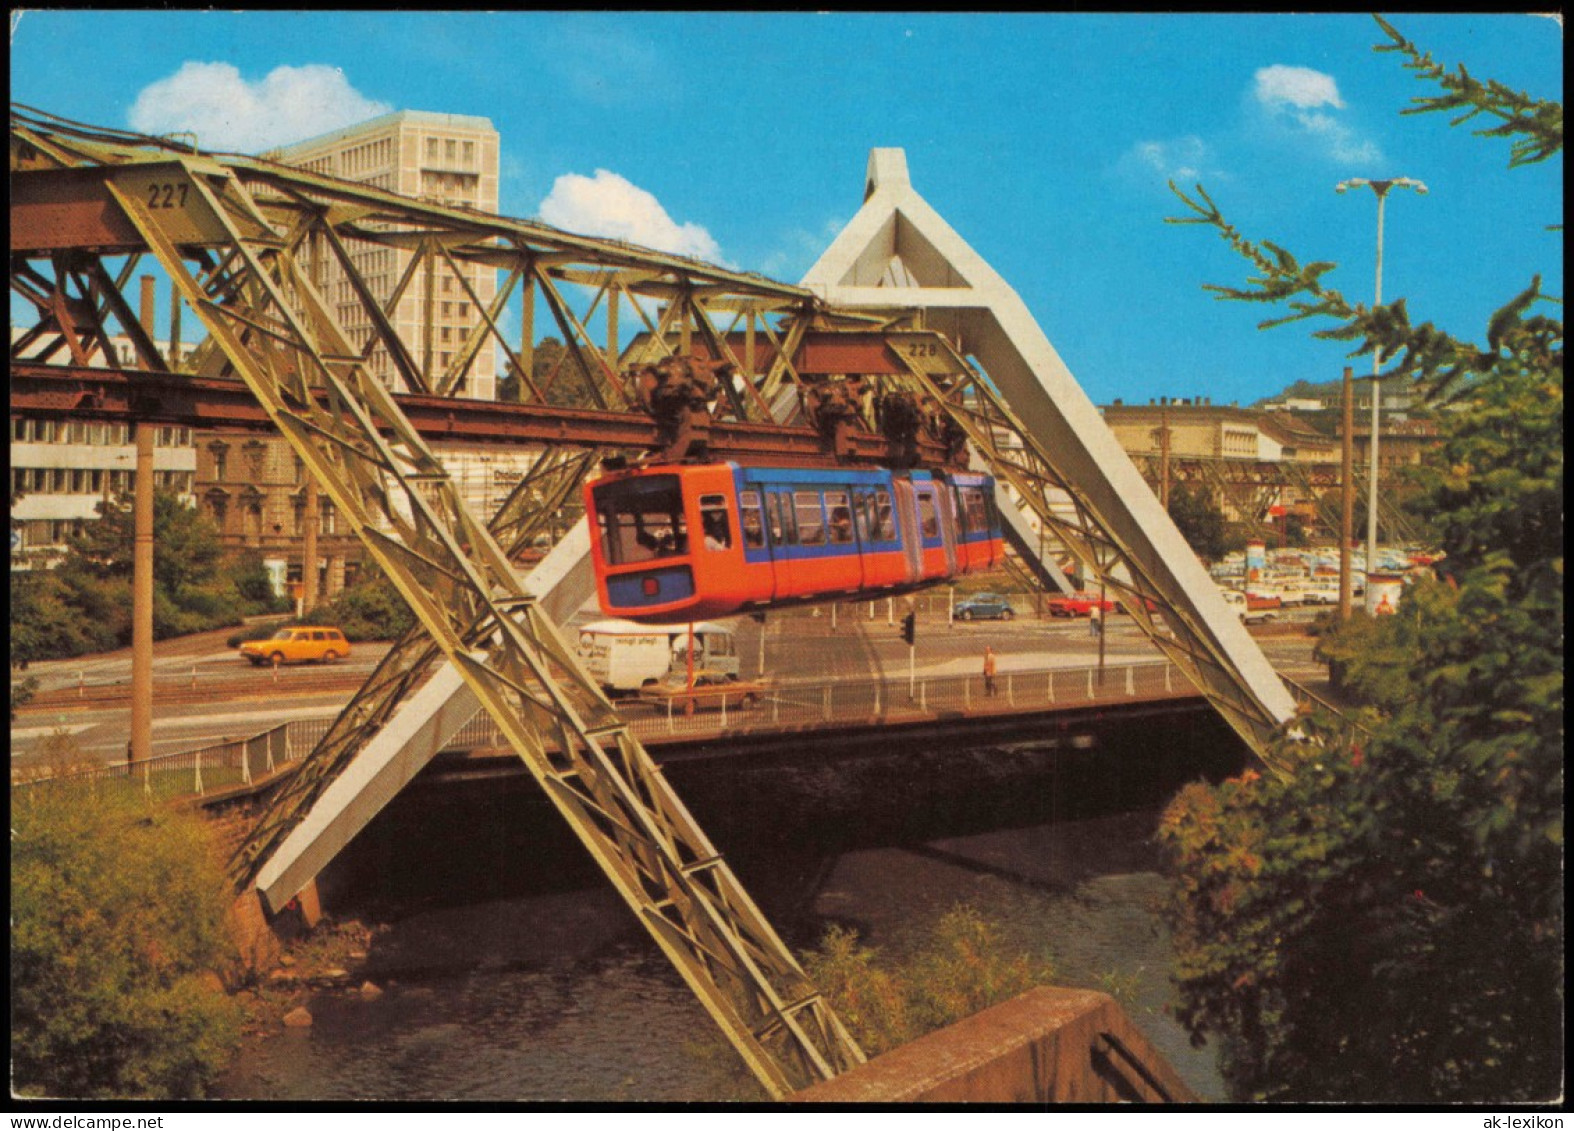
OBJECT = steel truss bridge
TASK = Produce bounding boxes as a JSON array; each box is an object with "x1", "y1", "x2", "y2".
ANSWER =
[
  {"x1": 1129, "y1": 452, "x2": 1424, "y2": 547},
  {"x1": 10, "y1": 105, "x2": 1296, "y2": 1098}
]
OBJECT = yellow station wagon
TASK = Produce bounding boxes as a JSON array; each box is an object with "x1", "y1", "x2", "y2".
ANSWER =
[{"x1": 240, "y1": 626, "x2": 351, "y2": 667}]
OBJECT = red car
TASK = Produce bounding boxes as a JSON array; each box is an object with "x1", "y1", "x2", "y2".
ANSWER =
[{"x1": 1046, "y1": 592, "x2": 1118, "y2": 617}]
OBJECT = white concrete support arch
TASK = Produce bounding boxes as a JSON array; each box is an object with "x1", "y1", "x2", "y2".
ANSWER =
[
  {"x1": 254, "y1": 522, "x2": 595, "y2": 911},
  {"x1": 803, "y1": 149, "x2": 1296, "y2": 751}
]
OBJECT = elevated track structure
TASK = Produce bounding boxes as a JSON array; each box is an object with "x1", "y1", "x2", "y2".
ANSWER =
[
  {"x1": 10, "y1": 105, "x2": 1296, "y2": 1096},
  {"x1": 1128, "y1": 450, "x2": 1422, "y2": 547}
]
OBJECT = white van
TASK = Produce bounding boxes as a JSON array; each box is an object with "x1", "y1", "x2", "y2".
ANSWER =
[
  {"x1": 577, "y1": 619, "x2": 740, "y2": 694},
  {"x1": 1219, "y1": 588, "x2": 1275, "y2": 625}
]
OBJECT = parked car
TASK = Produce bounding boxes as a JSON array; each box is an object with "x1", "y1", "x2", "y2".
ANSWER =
[
  {"x1": 240, "y1": 625, "x2": 351, "y2": 666},
  {"x1": 1046, "y1": 592, "x2": 1117, "y2": 618},
  {"x1": 954, "y1": 593, "x2": 1015, "y2": 621},
  {"x1": 638, "y1": 670, "x2": 767, "y2": 715}
]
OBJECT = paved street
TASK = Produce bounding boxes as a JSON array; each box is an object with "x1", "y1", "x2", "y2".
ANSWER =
[{"x1": 11, "y1": 600, "x2": 1330, "y2": 771}]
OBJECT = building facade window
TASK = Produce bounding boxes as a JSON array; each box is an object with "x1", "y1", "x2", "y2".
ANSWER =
[
  {"x1": 206, "y1": 490, "x2": 229, "y2": 529},
  {"x1": 243, "y1": 498, "x2": 264, "y2": 543}
]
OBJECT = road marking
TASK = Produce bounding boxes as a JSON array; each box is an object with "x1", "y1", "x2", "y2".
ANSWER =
[
  {"x1": 151, "y1": 707, "x2": 341, "y2": 730},
  {"x1": 11, "y1": 722, "x2": 96, "y2": 740}
]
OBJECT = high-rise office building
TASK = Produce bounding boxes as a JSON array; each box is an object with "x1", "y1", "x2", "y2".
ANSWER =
[{"x1": 271, "y1": 111, "x2": 501, "y2": 400}]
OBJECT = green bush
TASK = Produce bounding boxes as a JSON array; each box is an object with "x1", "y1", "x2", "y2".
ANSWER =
[
  {"x1": 11, "y1": 782, "x2": 243, "y2": 1099},
  {"x1": 802, "y1": 904, "x2": 1057, "y2": 1057},
  {"x1": 307, "y1": 572, "x2": 416, "y2": 641},
  {"x1": 11, "y1": 489, "x2": 294, "y2": 662},
  {"x1": 230, "y1": 550, "x2": 291, "y2": 613},
  {"x1": 226, "y1": 623, "x2": 289, "y2": 649}
]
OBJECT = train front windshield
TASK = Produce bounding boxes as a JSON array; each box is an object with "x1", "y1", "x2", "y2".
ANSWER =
[{"x1": 593, "y1": 475, "x2": 689, "y2": 565}]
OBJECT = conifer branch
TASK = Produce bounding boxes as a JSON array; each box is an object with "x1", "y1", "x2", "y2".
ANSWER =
[{"x1": 1374, "y1": 14, "x2": 1563, "y2": 169}]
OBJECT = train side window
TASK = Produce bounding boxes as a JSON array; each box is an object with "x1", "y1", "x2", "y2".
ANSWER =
[
  {"x1": 962, "y1": 487, "x2": 988, "y2": 535},
  {"x1": 918, "y1": 492, "x2": 940, "y2": 539},
  {"x1": 982, "y1": 491, "x2": 1000, "y2": 533},
  {"x1": 762, "y1": 492, "x2": 778, "y2": 543},
  {"x1": 873, "y1": 490, "x2": 896, "y2": 541},
  {"x1": 739, "y1": 491, "x2": 766, "y2": 548},
  {"x1": 699, "y1": 493, "x2": 731, "y2": 550},
  {"x1": 825, "y1": 490, "x2": 853, "y2": 544},
  {"x1": 768, "y1": 490, "x2": 798, "y2": 544},
  {"x1": 852, "y1": 490, "x2": 875, "y2": 542},
  {"x1": 794, "y1": 490, "x2": 826, "y2": 545},
  {"x1": 765, "y1": 491, "x2": 791, "y2": 544}
]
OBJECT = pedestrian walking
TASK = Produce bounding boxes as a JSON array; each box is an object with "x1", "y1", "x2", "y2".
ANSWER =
[
  {"x1": 983, "y1": 645, "x2": 998, "y2": 697},
  {"x1": 1089, "y1": 604, "x2": 1103, "y2": 637}
]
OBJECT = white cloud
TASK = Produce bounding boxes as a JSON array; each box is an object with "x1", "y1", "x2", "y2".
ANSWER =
[
  {"x1": 1251, "y1": 63, "x2": 1381, "y2": 166},
  {"x1": 128, "y1": 62, "x2": 392, "y2": 153},
  {"x1": 1114, "y1": 136, "x2": 1221, "y2": 188},
  {"x1": 537, "y1": 170, "x2": 728, "y2": 265},
  {"x1": 1118, "y1": 135, "x2": 1224, "y2": 186},
  {"x1": 1297, "y1": 112, "x2": 1382, "y2": 165},
  {"x1": 1253, "y1": 64, "x2": 1345, "y2": 111}
]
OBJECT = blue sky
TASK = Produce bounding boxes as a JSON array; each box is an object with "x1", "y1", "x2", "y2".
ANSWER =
[{"x1": 10, "y1": 11, "x2": 1563, "y2": 407}]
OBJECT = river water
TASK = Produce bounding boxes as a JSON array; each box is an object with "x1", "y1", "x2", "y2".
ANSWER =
[{"x1": 218, "y1": 709, "x2": 1242, "y2": 1103}]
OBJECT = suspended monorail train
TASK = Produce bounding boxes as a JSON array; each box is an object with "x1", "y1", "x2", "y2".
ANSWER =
[{"x1": 585, "y1": 461, "x2": 1006, "y2": 624}]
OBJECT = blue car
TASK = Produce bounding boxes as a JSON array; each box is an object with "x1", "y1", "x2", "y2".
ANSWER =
[{"x1": 954, "y1": 593, "x2": 1015, "y2": 621}]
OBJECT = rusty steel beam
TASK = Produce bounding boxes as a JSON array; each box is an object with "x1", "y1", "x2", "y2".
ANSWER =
[{"x1": 8, "y1": 361, "x2": 941, "y2": 467}]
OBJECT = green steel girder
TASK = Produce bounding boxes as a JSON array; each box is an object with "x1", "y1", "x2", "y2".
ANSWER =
[
  {"x1": 16, "y1": 137, "x2": 865, "y2": 1098},
  {"x1": 10, "y1": 103, "x2": 827, "y2": 421}
]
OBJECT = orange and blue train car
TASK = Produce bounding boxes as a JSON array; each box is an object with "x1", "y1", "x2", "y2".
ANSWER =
[{"x1": 585, "y1": 461, "x2": 1005, "y2": 624}]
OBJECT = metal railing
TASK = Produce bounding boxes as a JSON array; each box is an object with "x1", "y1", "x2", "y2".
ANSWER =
[
  {"x1": 11, "y1": 658, "x2": 1193, "y2": 800},
  {"x1": 618, "y1": 659, "x2": 1187, "y2": 743},
  {"x1": 22, "y1": 661, "x2": 370, "y2": 704},
  {"x1": 12, "y1": 719, "x2": 302, "y2": 801}
]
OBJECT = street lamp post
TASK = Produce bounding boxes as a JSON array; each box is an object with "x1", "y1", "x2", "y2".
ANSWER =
[{"x1": 1336, "y1": 176, "x2": 1426, "y2": 611}]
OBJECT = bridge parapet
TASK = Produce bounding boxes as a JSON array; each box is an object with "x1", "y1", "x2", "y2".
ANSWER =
[
  {"x1": 791, "y1": 985, "x2": 1199, "y2": 1104},
  {"x1": 10, "y1": 658, "x2": 1198, "y2": 800}
]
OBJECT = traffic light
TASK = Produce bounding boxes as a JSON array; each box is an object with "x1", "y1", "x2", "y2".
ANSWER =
[{"x1": 900, "y1": 612, "x2": 916, "y2": 646}]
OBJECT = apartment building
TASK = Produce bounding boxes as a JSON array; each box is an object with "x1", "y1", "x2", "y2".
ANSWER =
[
  {"x1": 270, "y1": 110, "x2": 501, "y2": 400},
  {"x1": 10, "y1": 418, "x2": 196, "y2": 566},
  {"x1": 1100, "y1": 398, "x2": 1342, "y2": 528},
  {"x1": 14, "y1": 115, "x2": 516, "y2": 593},
  {"x1": 194, "y1": 431, "x2": 366, "y2": 600},
  {"x1": 10, "y1": 331, "x2": 199, "y2": 568},
  {"x1": 1102, "y1": 398, "x2": 1337, "y2": 466}
]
